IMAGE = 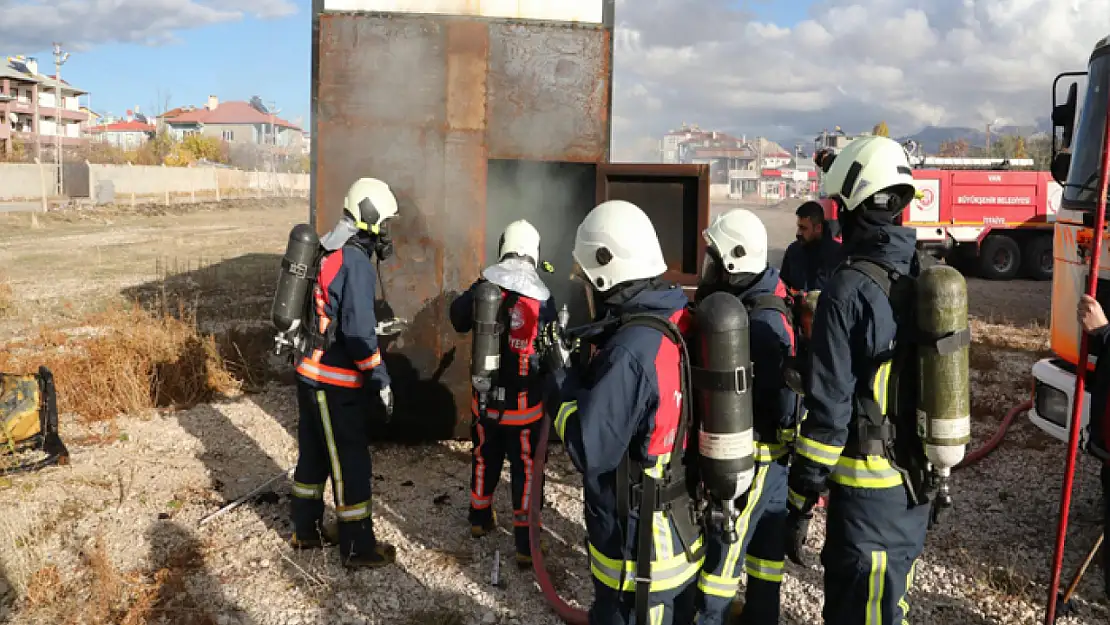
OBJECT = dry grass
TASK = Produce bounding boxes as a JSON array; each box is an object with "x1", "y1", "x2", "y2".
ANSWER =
[
  {"x1": 0, "y1": 302, "x2": 241, "y2": 423},
  {"x1": 0, "y1": 277, "x2": 13, "y2": 319},
  {"x1": 970, "y1": 317, "x2": 1051, "y2": 356}
]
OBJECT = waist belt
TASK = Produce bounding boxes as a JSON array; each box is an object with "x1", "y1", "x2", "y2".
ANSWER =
[{"x1": 850, "y1": 420, "x2": 897, "y2": 457}]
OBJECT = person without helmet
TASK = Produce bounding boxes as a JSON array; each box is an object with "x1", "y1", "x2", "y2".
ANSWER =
[
  {"x1": 448, "y1": 220, "x2": 557, "y2": 569},
  {"x1": 290, "y1": 177, "x2": 398, "y2": 569},
  {"x1": 693, "y1": 209, "x2": 798, "y2": 625},
  {"x1": 786, "y1": 136, "x2": 931, "y2": 623},
  {"x1": 780, "y1": 201, "x2": 844, "y2": 292},
  {"x1": 544, "y1": 200, "x2": 703, "y2": 625},
  {"x1": 1078, "y1": 294, "x2": 1110, "y2": 599}
]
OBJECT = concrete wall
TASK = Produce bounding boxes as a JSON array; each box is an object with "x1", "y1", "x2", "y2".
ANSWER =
[
  {"x1": 0, "y1": 161, "x2": 308, "y2": 202},
  {"x1": 0, "y1": 162, "x2": 58, "y2": 200}
]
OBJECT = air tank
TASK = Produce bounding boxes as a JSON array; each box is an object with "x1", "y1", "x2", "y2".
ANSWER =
[
  {"x1": 915, "y1": 264, "x2": 971, "y2": 509},
  {"x1": 470, "y1": 280, "x2": 505, "y2": 418},
  {"x1": 272, "y1": 223, "x2": 320, "y2": 335},
  {"x1": 693, "y1": 290, "x2": 756, "y2": 543}
]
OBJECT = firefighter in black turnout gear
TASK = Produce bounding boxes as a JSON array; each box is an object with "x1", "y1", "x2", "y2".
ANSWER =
[
  {"x1": 787, "y1": 136, "x2": 933, "y2": 624},
  {"x1": 289, "y1": 177, "x2": 398, "y2": 569},
  {"x1": 449, "y1": 220, "x2": 557, "y2": 568},
  {"x1": 693, "y1": 208, "x2": 797, "y2": 625},
  {"x1": 541, "y1": 199, "x2": 704, "y2": 625}
]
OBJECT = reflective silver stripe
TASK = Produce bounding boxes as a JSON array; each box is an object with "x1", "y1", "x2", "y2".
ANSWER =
[
  {"x1": 298, "y1": 361, "x2": 362, "y2": 386},
  {"x1": 696, "y1": 572, "x2": 740, "y2": 598},
  {"x1": 744, "y1": 554, "x2": 784, "y2": 582},
  {"x1": 754, "y1": 442, "x2": 787, "y2": 463},
  {"x1": 588, "y1": 538, "x2": 704, "y2": 592},
  {"x1": 292, "y1": 481, "x2": 325, "y2": 499},
  {"x1": 830, "y1": 456, "x2": 903, "y2": 489},
  {"x1": 795, "y1": 435, "x2": 843, "y2": 466},
  {"x1": 866, "y1": 550, "x2": 887, "y2": 625},
  {"x1": 337, "y1": 500, "x2": 370, "y2": 521},
  {"x1": 787, "y1": 488, "x2": 808, "y2": 510}
]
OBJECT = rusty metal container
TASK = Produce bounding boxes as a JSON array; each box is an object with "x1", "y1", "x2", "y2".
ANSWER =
[{"x1": 311, "y1": 0, "x2": 709, "y2": 439}]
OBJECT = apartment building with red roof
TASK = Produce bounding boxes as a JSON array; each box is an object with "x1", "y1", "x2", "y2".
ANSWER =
[{"x1": 158, "y1": 96, "x2": 305, "y2": 152}]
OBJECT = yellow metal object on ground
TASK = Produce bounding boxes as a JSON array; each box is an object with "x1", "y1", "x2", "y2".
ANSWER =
[{"x1": 1, "y1": 373, "x2": 43, "y2": 448}]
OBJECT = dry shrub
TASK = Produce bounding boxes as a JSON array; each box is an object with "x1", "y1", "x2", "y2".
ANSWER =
[
  {"x1": 0, "y1": 304, "x2": 240, "y2": 423},
  {"x1": 0, "y1": 277, "x2": 13, "y2": 318}
]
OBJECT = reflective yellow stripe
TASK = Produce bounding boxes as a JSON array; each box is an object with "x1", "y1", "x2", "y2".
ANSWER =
[
  {"x1": 871, "y1": 361, "x2": 892, "y2": 415},
  {"x1": 899, "y1": 559, "x2": 916, "y2": 624},
  {"x1": 778, "y1": 427, "x2": 796, "y2": 444},
  {"x1": 744, "y1": 554, "x2": 784, "y2": 583},
  {"x1": 650, "y1": 604, "x2": 665, "y2": 625},
  {"x1": 796, "y1": 435, "x2": 844, "y2": 466},
  {"x1": 645, "y1": 455, "x2": 673, "y2": 562},
  {"x1": 866, "y1": 550, "x2": 888, "y2": 625},
  {"x1": 336, "y1": 500, "x2": 370, "y2": 521},
  {"x1": 829, "y1": 455, "x2": 903, "y2": 489},
  {"x1": 697, "y1": 464, "x2": 771, "y2": 598},
  {"x1": 292, "y1": 481, "x2": 325, "y2": 499},
  {"x1": 316, "y1": 390, "x2": 346, "y2": 507},
  {"x1": 588, "y1": 537, "x2": 705, "y2": 593},
  {"x1": 754, "y1": 442, "x2": 787, "y2": 463},
  {"x1": 554, "y1": 401, "x2": 577, "y2": 440},
  {"x1": 787, "y1": 488, "x2": 808, "y2": 510}
]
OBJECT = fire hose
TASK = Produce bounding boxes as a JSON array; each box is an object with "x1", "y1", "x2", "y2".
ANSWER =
[{"x1": 526, "y1": 394, "x2": 1036, "y2": 624}]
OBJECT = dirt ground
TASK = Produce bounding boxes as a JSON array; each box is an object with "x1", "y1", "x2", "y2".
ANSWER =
[{"x1": 0, "y1": 199, "x2": 1099, "y2": 625}]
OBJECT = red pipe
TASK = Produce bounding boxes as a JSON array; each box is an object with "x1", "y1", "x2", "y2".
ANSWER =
[
  {"x1": 529, "y1": 413, "x2": 589, "y2": 625},
  {"x1": 955, "y1": 400, "x2": 1033, "y2": 470},
  {"x1": 1045, "y1": 91, "x2": 1110, "y2": 625}
]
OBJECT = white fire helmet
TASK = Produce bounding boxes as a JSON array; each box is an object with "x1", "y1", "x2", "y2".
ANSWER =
[
  {"x1": 701, "y1": 209, "x2": 768, "y2": 281},
  {"x1": 820, "y1": 135, "x2": 917, "y2": 213},
  {"x1": 498, "y1": 220, "x2": 541, "y2": 265},
  {"x1": 572, "y1": 200, "x2": 668, "y2": 292},
  {"x1": 344, "y1": 177, "x2": 399, "y2": 233}
]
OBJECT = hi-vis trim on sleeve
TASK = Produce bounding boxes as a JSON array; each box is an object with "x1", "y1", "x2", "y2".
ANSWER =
[
  {"x1": 588, "y1": 537, "x2": 704, "y2": 593},
  {"x1": 830, "y1": 455, "x2": 903, "y2": 489},
  {"x1": 355, "y1": 350, "x2": 382, "y2": 371},
  {"x1": 795, "y1": 435, "x2": 844, "y2": 466},
  {"x1": 554, "y1": 401, "x2": 577, "y2": 440},
  {"x1": 744, "y1": 554, "x2": 785, "y2": 583},
  {"x1": 871, "y1": 361, "x2": 892, "y2": 415}
]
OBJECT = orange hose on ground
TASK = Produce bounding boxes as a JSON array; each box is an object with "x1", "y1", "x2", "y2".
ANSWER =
[
  {"x1": 529, "y1": 414, "x2": 589, "y2": 625},
  {"x1": 955, "y1": 399, "x2": 1032, "y2": 471}
]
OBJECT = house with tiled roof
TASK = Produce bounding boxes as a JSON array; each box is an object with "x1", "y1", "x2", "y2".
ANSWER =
[
  {"x1": 159, "y1": 96, "x2": 304, "y2": 150},
  {"x1": 87, "y1": 117, "x2": 156, "y2": 151},
  {"x1": 1, "y1": 55, "x2": 89, "y2": 156}
]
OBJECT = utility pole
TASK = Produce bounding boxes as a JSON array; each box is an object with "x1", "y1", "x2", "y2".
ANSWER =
[
  {"x1": 53, "y1": 42, "x2": 69, "y2": 198},
  {"x1": 756, "y1": 136, "x2": 765, "y2": 204}
]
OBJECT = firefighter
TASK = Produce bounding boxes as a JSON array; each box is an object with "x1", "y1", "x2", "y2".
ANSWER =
[
  {"x1": 693, "y1": 209, "x2": 796, "y2": 625},
  {"x1": 544, "y1": 199, "x2": 703, "y2": 625},
  {"x1": 448, "y1": 219, "x2": 557, "y2": 568},
  {"x1": 1078, "y1": 293, "x2": 1110, "y2": 598},
  {"x1": 290, "y1": 177, "x2": 398, "y2": 569},
  {"x1": 779, "y1": 200, "x2": 844, "y2": 292},
  {"x1": 786, "y1": 136, "x2": 931, "y2": 624}
]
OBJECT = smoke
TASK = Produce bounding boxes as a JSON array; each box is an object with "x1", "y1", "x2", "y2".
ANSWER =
[{"x1": 485, "y1": 160, "x2": 597, "y2": 327}]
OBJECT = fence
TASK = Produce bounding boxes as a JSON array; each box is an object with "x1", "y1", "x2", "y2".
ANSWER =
[{"x1": 0, "y1": 160, "x2": 309, "y2": 206}]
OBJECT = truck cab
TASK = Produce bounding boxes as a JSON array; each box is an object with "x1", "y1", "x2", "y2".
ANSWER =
[{"x1": 1028, "y1": 34, "x2": 1110, "y2": 444}]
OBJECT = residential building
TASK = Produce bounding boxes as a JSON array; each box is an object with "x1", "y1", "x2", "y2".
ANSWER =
[
  {"x1": 0, "y1": 56, "x2": 89, "y2": 156},
  {"x1": 660, "y1": 122, "x2": 713, "y2": 163},
  {"x1": 87, "y1": 118, "x2": 156, "y2": 151},
  {"x1": 159, "y1": 96, "x2": 304, "y2": 150}
]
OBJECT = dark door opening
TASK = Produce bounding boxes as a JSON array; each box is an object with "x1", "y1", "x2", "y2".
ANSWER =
[{"x1": 486, "y1": 159, "x2": 598, "y2": 328}]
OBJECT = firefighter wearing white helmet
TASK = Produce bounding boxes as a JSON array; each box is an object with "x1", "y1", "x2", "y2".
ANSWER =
[
  {"x1": 290, "y1": 176, "x2": 399, "y2": 569},
  {"x1": 448, "y1": 218, "x2": 557, "y2": 568},
  {"x1": 787, "y1": 135, "x2": 939, "y2": 624},
  {"x1": 542, "y1": 199, "x2": 705, "y2": 625},
  {"x1": 693, "y1": 208, "x2": 799, "y2": 625}
]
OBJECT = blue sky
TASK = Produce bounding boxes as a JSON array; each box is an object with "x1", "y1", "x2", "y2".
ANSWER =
[{"x1": 15, "y1": 0, "x2": 816, "y2": 132}]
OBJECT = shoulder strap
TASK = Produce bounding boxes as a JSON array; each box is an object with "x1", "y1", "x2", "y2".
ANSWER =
[
  {"x1": 743, "y1": 293, "x2": 792, "y2": 320},
  {"x1": 840, "y1": 256, "x2": 898, "y2": 298}
]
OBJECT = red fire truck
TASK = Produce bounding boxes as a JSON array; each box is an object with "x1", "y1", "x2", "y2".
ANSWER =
[{"x1": 820, "y1": 155, "x2": 1062, "y2": 281}]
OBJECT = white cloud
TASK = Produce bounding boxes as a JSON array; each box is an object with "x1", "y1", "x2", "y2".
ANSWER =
[
  {"x1": 0, "y1": 0, "x2": 297, "y2": 50},
  {"x1": 611, "y1": 0, "x2": 1107, "y2": 160}
]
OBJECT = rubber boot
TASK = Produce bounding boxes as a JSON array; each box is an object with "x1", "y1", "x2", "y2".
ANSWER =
[
  {"x1": 344, "y1": 543, "x2": 397, "y2": 570},
  {"x1": 515, "y1": 540, "x2": 548, "y2": 569},
  {"x1": 471, "y1": 510, "x2": 497, "y2": 538},
  {"x1": 289, "y1": 520, "x2": 339, "y2": 550},
  {"x1": 338, "y1": 517, "x2": 392, "y2": 569}
]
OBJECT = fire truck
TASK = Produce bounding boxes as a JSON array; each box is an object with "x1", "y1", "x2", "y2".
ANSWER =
[
  {"x1": 817, "y1": 149, "x2": 1061, "y2": 281},
  {"x1": 905, "y1": 157, "x2": 1061, "y2": 281},
  {"x1": 1028, "y1": 33, "x2": 1110, "y2": 445}
]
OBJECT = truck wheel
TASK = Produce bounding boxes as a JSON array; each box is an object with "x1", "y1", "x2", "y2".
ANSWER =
[
  {"x1": 977, "y1": 234, "x2": 1021, "y2": 280},
  {"x1": 1021, "y1": 235, "x2": 1053, "y2": 281}
]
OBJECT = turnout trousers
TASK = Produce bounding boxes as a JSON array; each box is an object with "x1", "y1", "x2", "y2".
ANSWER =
[
  {"x1": 290, "y1": 380, "x2": 376, "y2": 559},
  {"x1": 1102, "y1": 465, "x2": 1110, "y2": 599},
  {"x1": 820, "y1": 481, "x2": 930, "y2": 625},
  {"x1": 696, "y1": 451, "x2": 789, "y2": 625},
  {"x1": 468, "y1": 411, "x2": 545, "y2": 557}
]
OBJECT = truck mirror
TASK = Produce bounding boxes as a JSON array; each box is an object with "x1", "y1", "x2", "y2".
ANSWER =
[
  {"x1": 1051, "y1": 152, "x2": 1072, "y2": 186},
  {"x1": 1053, "y1": 82, "x2": 1080, "y2": 150}
]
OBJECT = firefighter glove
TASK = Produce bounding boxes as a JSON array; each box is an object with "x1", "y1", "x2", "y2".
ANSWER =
[
  {"x1": 785, "y1": 487, "x2": 818, "y2": 566},
  {"x1": 379, "y1": 385, "x2": 394, "y2": 420},
  {"x1": 537, "y1": 322, "x2": 578, "y2": 374}
]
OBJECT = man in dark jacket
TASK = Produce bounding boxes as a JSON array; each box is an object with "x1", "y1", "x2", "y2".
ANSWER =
[
  {"x1": 449, "y1": 219, "x2": 557, "y2": 568},
  {"x1": 786, "y1": 136, "x2": 932, "y2": 624},
  {"x1": 1078, "y1": 293, "x2": 1110, "y2": 597},
  {"x1": 290, "y1": 177, "x2": 398, "y2": 569},
  {"x1": 692, "y1": 208, "x2": 797, "y2": 625},
  {"x1": 780, "y1": 201, "x2": 844, "y2": 292},
  {"x1": 545, "y1": 199, "x2": 703, "y2": 625}
]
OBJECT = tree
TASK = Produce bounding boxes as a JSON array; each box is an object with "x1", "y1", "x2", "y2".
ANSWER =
[
  {"x1": 938, "y1": 138, "x2": 970, "y2": 157},
  {"x1": 1015, "y1": 136, "x2": 1028, "y2": 159},
  {"x1": 872, "y1": 121, "x2": 890, "y2": 137}
]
